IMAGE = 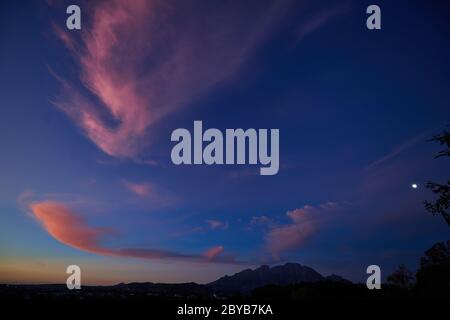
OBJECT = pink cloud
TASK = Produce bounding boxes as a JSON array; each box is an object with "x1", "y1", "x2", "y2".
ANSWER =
[
  {"x1": 123, "y1": 180, "x2": 175, "y2": 207},
  {"x1": 203, "y1": 246, "x2": 224, "y2": 260},
  {"x1": 266, "y1": 223, "x2": 315, "y2": 258},
  {"x1": 52, "y1": 0, "x2": 290, "y2": 160},
  {"x1": 124, "y1": 181, "x2": 154, "y2": 197},
  {"x1": 265, "y1": 202, "x2": 338, "y2": 259},
  {"x1": 29, "y1": 200, "x2": 232, "y2": 263}
]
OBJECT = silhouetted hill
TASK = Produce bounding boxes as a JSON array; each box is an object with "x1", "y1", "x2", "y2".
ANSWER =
[{"x1": 207, "y1": 263, "x2": 337, "y2": 293}]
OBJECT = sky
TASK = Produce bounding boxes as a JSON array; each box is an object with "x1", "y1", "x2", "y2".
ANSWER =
[{"x1": 0, "y1": 0, "x2": 449, "y2": 285}]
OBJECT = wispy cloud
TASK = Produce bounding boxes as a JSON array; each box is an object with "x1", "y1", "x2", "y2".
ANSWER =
[
  {"x1": 123, "y1": 180, "x2": 175, "y2": 207},
  {"x1": 28, "y1": 200, "x2": 233, "y2": 263},
  {"x1": 124, "y1": 181, "x2": 154, "y2": 197},
  {"x1": 52, "y1": 0, "x2": 291, "y2": 161},
  {"x1": 250, "y1": 215, "x2": 274, "y2": 227},
  {"x1": 206, "y1": 219, "x2": 229, "y2": 230}
]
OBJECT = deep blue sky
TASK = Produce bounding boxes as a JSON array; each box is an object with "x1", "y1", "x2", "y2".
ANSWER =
[{"x1": 0, "y1": 0, "x2": 449, "y2": 284}]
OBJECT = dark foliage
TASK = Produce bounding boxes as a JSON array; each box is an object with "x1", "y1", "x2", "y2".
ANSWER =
[
  {"x1": 428, "y1": 129, "x2": 450, "y2": 159},
  {"x1": 425, "y1": 128, "x2": 450, "y2": 225},
  {"x1": 415, "y1": 240, "x2": 450, "y2": 298},
  {"x1": 387, "y1": 264, "x2": 414, "y2": 289},
  {"x1": 425, "y1": 181, "x2": 450, "y2": 225}
]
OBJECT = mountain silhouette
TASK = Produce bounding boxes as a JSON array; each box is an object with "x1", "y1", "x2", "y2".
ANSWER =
[{"x1": 207, "y1": 262, "x2": 341, "y2": 293}]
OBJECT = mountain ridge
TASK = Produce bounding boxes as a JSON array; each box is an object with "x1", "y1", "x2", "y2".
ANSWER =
[{"x1": 207, "y1": 262, "x2": 346, "y2": 293}]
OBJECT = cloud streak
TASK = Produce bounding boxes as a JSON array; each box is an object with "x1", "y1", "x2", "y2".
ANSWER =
[
  {"x1": 364, "y1": 132, "x2": 428, "y2": 171},
  {"x1": 296, "y1": 3, "x2": 350, "y2": 43},
  {"x1": 29, "y1": 200, "x2": 231, "y2": 263}
]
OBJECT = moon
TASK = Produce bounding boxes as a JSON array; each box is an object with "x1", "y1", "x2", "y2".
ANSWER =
[{"x1": 411, "y1": 183, "x2": 418, "y2": 189}]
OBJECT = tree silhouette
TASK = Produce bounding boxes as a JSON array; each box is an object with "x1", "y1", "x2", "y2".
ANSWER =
[
  {"x1": 387, "y1": 264, "x2": 414, "y2": 289},
  {"x1": 424, "y1": 128, "x2": 450, "y2": 225},
  {"x1": 415, "y1": 240, "x2": 450, "y2": 297},
  {"x1": 419, "y1": 240, "x2": 450, "y2": 267}
]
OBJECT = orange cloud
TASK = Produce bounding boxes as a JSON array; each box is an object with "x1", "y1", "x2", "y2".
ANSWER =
[
  {"x1": 52, "y1": 0, "x2": 289, "y2": 160},
  {"x1": 30, "y1": 201, "x2": 112, "y2": 255},
  {"x1": 29, "y1": 200, "x2": 231, "y2": 263}
]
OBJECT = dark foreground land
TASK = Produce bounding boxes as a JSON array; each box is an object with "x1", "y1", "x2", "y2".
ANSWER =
[{"x1": 1, "y1": 262, "x2": 449, "y2": 301}]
